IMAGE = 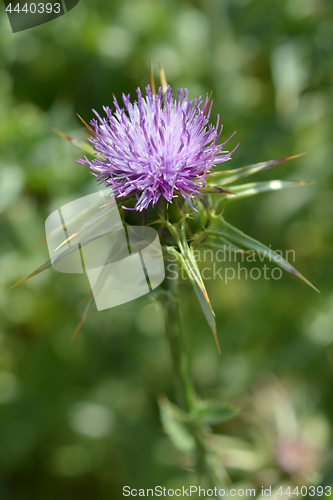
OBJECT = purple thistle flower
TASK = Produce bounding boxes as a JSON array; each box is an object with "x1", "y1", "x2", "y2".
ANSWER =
[{"x1": 78, "y1": 85, "x2": 239, "y2": 212}]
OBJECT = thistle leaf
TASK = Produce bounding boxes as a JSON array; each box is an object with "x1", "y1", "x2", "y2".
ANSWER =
[
  {"x1": 71, "y1": 292, "x2": 95, "y2": 342},
  {"x1": 199, "y1": 186, "x2": 235, "y2": 195},
  {"x1": 193, "y1": 234, "x2": 248, "y2": 253},
  {"x1": 215, "y1": 179, "x2": 314, "y2": 206},
  {"x1": 166, "y1": 245, "x2": 220, "y2": 353},
  {"x1": 10, "y1": 236, "x2": 91, "y2": 289},
  {"x1": 208, "y1": 217, "x2": 319, "y2": 292},
  {"x1": 10, "y1": 259, "x2": 53, "y2": 288},
  {"x1": 164, "y1": 218, "x2": 220, "y2": 351},
  {"x1": 210, "y1": 153, "x2": 306, "y2": 186}
]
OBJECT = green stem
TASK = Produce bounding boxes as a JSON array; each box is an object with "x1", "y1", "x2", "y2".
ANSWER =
[
  {"x1": 161, "y1": 264, "x2": 226, "y2": 489},
  {"x1": 162, "y1": 267, "x2": 195, "y2": 413}
]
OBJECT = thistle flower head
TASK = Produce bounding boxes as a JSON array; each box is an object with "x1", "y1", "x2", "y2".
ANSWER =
[{"x1": 78, "y1": 85, "x2": 238, "y2": 211}]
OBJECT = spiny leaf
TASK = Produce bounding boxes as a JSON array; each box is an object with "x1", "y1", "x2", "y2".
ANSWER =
[
  {"x1": 209, "y1": 217, "x2": 319, "y2": 293},
  {"x1": 10, "y1": 254, "x2": 95, "y2": 343},
  {"x1": 52, "y1": 128, "x2": 96, "y2": 156},
  {"x1": 179, "y1": 217, "x2": 215, "y2": 318},
  {"x1": 191, "y1": 280, "x2": 220, "y2": 354},
  {"x1": 215, "y1": 179, "x2": 314, "y2": 207},
  {"x1": 71, "y1": 292, "x2": 95, "y2": 342},
  {"x1": 186, "y1": 247, "x2": 215, "y2": 315},
  {"x1": 11, "y1": 236, "x2": 96, "y2": 289},
  {"x1": 199, "y1": 186, "x2": 235, "y2": 195},
  {"x1": 166, "y1": 246, "x2": 220, "y2": 354},
  {"x1": 210, "y1": 153, "x2": 307, "y2": 186},
  {"x1": 10, "y1": 259, "x2": 53, "y2": 288},
  {"x1": 193, "y1": 232, "x2": 249, "y2": 253},
  {"x1": 77, "y1": 289, "x2": 92, "y2": 306},
  {"x1": 10, "y1": 236, "x2": 96, "y2": 288},
  {"x1": 165, "y1": 217, "x2": 220, "y2": 352}
]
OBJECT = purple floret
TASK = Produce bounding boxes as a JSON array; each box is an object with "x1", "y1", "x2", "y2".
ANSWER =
[{"x1": 78, "y1": 85, "x2": 238, "y2": 211}]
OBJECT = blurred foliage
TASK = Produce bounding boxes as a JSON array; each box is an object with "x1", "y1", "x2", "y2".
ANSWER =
[{"x1": 0, "y1": 0, "x2": 333, "y2": 498}]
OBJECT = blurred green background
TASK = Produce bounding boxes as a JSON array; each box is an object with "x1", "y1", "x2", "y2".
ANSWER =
[{"x1": 0, "y1": 0, "x2": 333, "y2": 498}]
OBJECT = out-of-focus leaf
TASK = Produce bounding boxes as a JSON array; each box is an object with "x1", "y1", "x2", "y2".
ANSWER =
[
  {"x1": 194, "y1": 400, "x2": 239, "y2": 425},
  {"x1": 209, "y1": 153, "x2": 306, "y2": 186},
  {"x1": 209, "y1": 216, "x2": 319, "y2": 292},
  {"x1": 209, "y1": 435, "x2": 264, "y2": 473},
  {"x1": 158, "y1": 395, "x2": 195, "y2": 454},
  {"x1": 214, "y1": 180, "x2": 314, "y2": 207}
]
